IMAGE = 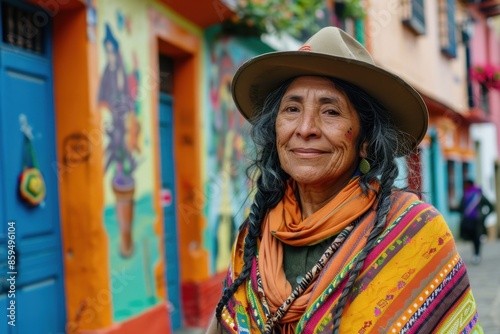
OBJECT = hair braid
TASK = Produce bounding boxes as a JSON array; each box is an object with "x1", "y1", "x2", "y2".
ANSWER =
[
  {"x1": 326, "y1": 78, "x2": 411, "y2": 333},
  {"x1": 214, "y1": 177, "x2": 268, "y2": 322},
  {"x1": 331, "y1": 166, "x2": 398, "y2": 333},
  {"x1": 214, "y1": 81, "x2": 291, "y2": 324}
]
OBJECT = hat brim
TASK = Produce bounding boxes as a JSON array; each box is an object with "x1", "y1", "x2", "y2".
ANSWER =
[{"x1": 231, "y1": 51, "x2": 428, "y2": 154}]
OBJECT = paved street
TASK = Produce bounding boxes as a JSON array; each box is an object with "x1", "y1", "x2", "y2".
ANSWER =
[{"x1": 456, "y1": 240, "x2": 500, "y2": 333}]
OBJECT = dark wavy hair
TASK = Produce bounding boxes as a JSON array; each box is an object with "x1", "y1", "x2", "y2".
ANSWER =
[{"x1": 215, "y1": 76, "x2": 412, "y2": 333}]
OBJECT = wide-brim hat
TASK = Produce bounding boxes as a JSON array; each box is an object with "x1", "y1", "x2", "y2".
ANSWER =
[{"x1": 231, "y1": 27, "x2": 428, "y2": 155}]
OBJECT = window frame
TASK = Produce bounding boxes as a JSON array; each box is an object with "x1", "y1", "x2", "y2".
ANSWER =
[
  {"x1": 439, "y1": 0, "x2": 457, "y2": 58},
  {"x1": 402, "y1": 0, "x2": 426, "y2": 35}
]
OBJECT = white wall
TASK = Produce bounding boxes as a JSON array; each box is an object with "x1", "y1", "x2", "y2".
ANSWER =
[{"x1": 470, "y1": 123, "x2": 498, "y2": 202}]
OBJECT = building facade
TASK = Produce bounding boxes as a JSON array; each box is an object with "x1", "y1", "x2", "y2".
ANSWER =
[
  {"x1": 366, "y1": 0, "x2": 499, "y2": 236},
  {"x1": 0, "y1": 0, "x2": 273, "y2": 332},
  {"x1": 467, "y1": 1, "x2": 500, "y2": 238}
]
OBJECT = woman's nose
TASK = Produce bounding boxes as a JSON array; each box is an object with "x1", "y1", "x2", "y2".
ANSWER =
[{"x1": 296, "y1": 112, "x2": 321, "y2": 138}]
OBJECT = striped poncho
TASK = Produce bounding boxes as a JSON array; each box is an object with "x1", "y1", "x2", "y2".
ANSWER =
[{"x1": 220, "y1": 191, "x2": 483, "y2": 333}]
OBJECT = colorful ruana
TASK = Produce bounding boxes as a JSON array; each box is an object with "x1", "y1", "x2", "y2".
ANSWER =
[{"x1": 220, "y1": 191, "x2": 484, "y2": 333}]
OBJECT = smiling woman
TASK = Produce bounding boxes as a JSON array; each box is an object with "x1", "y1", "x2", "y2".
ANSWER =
[
  {"x1": 276, "y1": 77, "x2": 365, "y2": 216},
  {"x1": 207, "y1": 27, "x2": 483, "y2": 334}
]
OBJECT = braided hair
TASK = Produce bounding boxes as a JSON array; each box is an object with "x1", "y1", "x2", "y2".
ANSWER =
[
  {"x1": 215, "y1": 80, "x2": 292, "y2": 323},
  {"x1": 329, "y1": 78, "x2": 411, "y2": 333}
]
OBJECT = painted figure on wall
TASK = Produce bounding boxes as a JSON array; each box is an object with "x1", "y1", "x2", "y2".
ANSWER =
[
  {"x1": 207, "y1": 38, "x2": 252, "y2": 272},
  {"x1": 98, "y1": 23, "x2": 141, "y2": 258},
  {"x1": 97, "y1": 11, "x2": 161, "y2": 321}
]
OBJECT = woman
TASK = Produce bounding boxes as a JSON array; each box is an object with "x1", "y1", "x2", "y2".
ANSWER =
[{"x1": 208, "y1": 27, "x2": 482, "y2": 333}]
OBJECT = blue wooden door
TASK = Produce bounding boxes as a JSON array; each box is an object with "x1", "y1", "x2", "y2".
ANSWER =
[
  {"x1": 0, "y1": 1, "x2": 66, "y2": 333},
  {"x1": 159, "y1": 93, "x2": 182, "y2": 330}
]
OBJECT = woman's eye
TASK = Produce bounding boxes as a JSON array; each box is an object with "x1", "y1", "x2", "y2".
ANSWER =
[
  {"x1": 284, "y1": 106, "x2": 300, "y2": 113},
  {"x1": 325, "y1": 109, "x2": 340, "y2": 116}
]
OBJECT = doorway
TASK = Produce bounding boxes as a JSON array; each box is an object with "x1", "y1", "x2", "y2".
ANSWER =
[
  {"x1": 158, "y1": 54, "x2": 182, "y2": 330},
  {"x1": 0, "y1": 1, "x2": 66, "y2": 333}
]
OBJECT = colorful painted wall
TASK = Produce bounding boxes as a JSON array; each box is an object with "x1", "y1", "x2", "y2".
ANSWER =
[
  {"x1": 97, "y1": 0, "x2": 163, "y2": 323},
  {"x1": 203, "y1": 28, "x2": 274, "y2": 275},
  {"x1": 94, "y1": 0, "x2": 250, "y2": 329},
  {"x1": 54, "y1": 0, "x2": 275, "y2": 329}
]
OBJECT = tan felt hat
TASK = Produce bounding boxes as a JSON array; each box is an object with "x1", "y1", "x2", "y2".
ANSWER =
[{"x1": 231, "y1": 26, "x2": 428, "y2": 154}]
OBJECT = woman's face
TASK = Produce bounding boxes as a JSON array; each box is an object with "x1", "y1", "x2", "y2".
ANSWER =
[{"x1": 276, "y1": 76, "x2": 366, "y2": 192}]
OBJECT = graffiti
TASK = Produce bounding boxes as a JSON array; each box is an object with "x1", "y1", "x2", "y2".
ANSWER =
[{"x1": 63, "y1": 133, "x2": 91, "y2": 165}]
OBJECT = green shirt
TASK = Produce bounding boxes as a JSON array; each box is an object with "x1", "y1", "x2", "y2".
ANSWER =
[{"x1": 282, "y1": 236, "x2": 335, "y2": 290}]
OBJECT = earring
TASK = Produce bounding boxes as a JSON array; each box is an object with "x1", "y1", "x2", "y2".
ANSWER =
[{"x1": 359, "y1": 158, "x2": 371, "y2": 174}]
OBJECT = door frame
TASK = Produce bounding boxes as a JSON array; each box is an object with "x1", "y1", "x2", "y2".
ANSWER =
[
  {"x1": 0, "y1": 0, "x2": 66, "y2": 331},
  {"x1": 148, "y1": 8, "x2": 206, "y2": 329}
]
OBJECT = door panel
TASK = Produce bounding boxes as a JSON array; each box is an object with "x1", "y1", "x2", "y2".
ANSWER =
[
  {"x1": 17, "y1": 279, "x2": 60, "y2": 333},
  {"x1": 0, "y1": 267, "x2": 8, "y2": 334},
  {"x1": 159, "y1": 93, "x2": 182, "y2": 330},
  {"x1": 0, "y1": 2, "x2": 65, "y2": 331}
]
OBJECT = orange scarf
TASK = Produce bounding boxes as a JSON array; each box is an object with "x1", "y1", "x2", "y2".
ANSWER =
[{"x1": 259, "y1": 177, "x2": 379, "y2": 330}]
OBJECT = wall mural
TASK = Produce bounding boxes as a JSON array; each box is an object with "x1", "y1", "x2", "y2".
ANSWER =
[
  {"x1": 206, "y1": 35, "x2": 254, "y2": 273},
  {"x1": 99, "y1": 23, "x2": 140, "y2": 258},
  {"x1": 97, "y1": 4, "x2": 161, "y2": 321}
]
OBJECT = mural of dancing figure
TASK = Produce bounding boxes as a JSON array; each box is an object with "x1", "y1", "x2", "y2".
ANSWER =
[{"x1": 98, "y1": 23, "x2": 141, "y2": 258}]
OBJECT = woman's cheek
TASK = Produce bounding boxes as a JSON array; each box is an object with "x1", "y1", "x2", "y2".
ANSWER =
[{"x1": 345, "y1": 127, "x2": 353, "y2": 142}]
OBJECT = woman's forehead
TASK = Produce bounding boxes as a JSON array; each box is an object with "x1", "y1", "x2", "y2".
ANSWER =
[
  {"x1": 282, "y1": 76, "x2": 351, "y2": 107},
  {"x1": 285, "y1": 76, "x2": 345, "y2": 94}
]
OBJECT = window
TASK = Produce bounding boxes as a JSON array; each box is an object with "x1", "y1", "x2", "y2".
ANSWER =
[
  {"x1": 159, "y1": 54, "x2": 174, "y2": 94},
  {"x1": 402, "y1": 0, "x2": 426, "y2": 35},
  {"x1": 331, "y1": 2, "x2": 365, "y2": 46},
  {"x1": 1, "y1": 2, "x2": 46, "y2": 54},
  {"x1": 447, "y1": 160, "x2": 457, "y2": 208},
  {"x1": 439, "y1": 0, "x2": 457, "y2": 58},
  {"x1": 480, "y1": 83, "x2": 490, "y2": 114}
]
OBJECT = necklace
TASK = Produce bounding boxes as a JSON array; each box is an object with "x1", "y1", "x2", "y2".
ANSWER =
[{"x1": 263, "y1": 219, "x2": 358, "y2": 333}]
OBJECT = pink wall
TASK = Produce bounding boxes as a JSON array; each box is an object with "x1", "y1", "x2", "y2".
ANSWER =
[
  {"x1": 469, "y1": 9, "x2": 500, "y2": 154},
  {"x1": 487, "y1": 25, "x2": 500, "y2": 152}
]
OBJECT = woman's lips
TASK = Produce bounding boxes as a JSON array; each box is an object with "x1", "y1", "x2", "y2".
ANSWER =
[{"x1": 290, "y1": 148, "x2": 327, "y2": 157}]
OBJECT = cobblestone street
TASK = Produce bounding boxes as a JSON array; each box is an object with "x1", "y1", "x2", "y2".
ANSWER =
[{"x1": 457, "y1": 240, "x2": 500, "y2": 333}]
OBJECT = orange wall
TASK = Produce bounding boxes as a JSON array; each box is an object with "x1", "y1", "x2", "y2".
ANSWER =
[
  {"x1": 53, "y1": 3, "x2": 111, "y2": 331},
  {"x1": 148, "y1": 8, "x2": 209, "y2": 282}
]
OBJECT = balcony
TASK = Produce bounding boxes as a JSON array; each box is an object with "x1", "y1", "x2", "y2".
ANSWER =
[{"x1": 467, "y1": 0, "x2": 500, "y2": 17}]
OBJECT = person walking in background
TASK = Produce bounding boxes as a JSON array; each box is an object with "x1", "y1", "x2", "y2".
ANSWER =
[
  {"x1": 206, "y1": 27, "x2": 483, "y2": 333},
  {"x1": 458, "y1": 179, "x2": 495, "y2": 265}
]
